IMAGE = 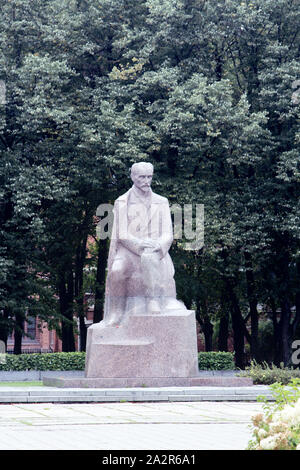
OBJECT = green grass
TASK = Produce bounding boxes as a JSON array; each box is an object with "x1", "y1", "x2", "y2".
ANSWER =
[{"x1": 0, "y1": 381, "x2": 43, "y2": 386}]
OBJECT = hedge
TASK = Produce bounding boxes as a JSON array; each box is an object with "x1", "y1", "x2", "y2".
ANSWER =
[
  {"x1": 198, "y1": 351, "x2": 235, "y2": 370},
  {"x1": 0, "y1": 350, "x2": 235, "y2": 372},
  {"x1": 0, "y1": 352, "x2": 85, "y2": 371}
]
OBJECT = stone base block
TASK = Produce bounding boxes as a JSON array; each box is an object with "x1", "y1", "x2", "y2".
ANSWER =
[
  {"x1": 43, "y1": 308, "x2": 254, "y2": 389},
  {"x1": 43, "y1": 376, "x2": 253, "y2": 388},
  {"x1": 85, "y1": 309, "x2": 199, "y2": 378}
]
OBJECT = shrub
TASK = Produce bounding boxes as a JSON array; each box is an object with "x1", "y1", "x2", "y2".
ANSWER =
[
  {"x1": 248, "y1": 379, "x2": 300, "y2": 450},
  {"x1": 240, "y1": 360, "x2": 300, "y2": 385},
  {"x1": 198, "y1": 351, "x2": 235, "y2": 370},
  {"x1": 1, "y1": 351, "x2": 236, "y2": 372},
  {"x1": 0, "y1": 352, "x2": 85, "y2": 371}
]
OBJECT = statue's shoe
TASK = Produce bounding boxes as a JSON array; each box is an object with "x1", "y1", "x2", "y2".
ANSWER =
[{"x1": 103, "y1": 314, "x2": 122, "y2": 326}]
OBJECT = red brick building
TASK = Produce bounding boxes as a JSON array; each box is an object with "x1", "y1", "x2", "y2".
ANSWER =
[
  {"x1": 6, "y1": 304, "x2": 95, "y2": 354},
  {"x1": 7, "y1": 317, "x2": 62, "y2": 353}
]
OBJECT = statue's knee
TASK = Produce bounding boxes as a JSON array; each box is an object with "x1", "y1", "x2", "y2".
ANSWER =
[{"x1": 111, "y1": 260, "x2": 126, "y2": 278}]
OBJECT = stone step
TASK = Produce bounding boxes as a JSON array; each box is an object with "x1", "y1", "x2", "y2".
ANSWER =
[
  {"x1": 43, "y1": 376, "x2": 253, "y2": 388},
  {"x1": 0, "y1": 385, "x2": 274, "y2": 403}
]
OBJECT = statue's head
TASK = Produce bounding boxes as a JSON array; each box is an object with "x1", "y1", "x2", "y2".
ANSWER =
[{"x1": 130, "y1": 162, "x2": 153, "y2": 193}]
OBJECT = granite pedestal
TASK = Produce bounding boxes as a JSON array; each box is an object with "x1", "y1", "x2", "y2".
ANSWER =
[
  {"x1": 44, "y1": 310, "x2": 253, "y2": 388},
  {"x1": 85, "y1": 309, "x2": 198, "y2": 379}
]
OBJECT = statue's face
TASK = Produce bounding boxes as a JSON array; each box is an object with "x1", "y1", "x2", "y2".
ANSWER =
[{"x1": 131, "y1": 166, "x2": 153, "y2": 193}]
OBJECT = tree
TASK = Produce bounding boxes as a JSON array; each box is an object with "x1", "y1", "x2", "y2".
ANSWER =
[{"x1": 0, "y1": 0, "x2": 299, "y2": 365}]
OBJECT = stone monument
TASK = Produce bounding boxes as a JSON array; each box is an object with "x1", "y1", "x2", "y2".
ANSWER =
[
  {"x1": 44, "y1": 162, "x2": 253, "y2": 388},
  {"x1": 84, "y1": 162, "x2": 200, "y2": 385}
]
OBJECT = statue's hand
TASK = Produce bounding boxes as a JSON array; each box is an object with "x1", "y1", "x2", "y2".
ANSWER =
[{"x1": 140, "y1": 240, "x2": 161, "y2": 253}]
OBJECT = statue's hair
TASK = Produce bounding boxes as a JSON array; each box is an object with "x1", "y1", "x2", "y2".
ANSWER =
[{"x1": 130, "y1": 162, "x2": 153, "y2": 177}]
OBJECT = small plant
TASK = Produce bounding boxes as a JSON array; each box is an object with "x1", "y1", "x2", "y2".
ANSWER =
[
  {"x1": 248, "y1": 379, "x2": 300, "y2": 450},
  {"x1": 239, "y1": 360, "x2": 300, "y2": 385}
]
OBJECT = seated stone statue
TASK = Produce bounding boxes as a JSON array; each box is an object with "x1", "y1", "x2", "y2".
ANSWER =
[{"x1": 103, "y1": 162, "x2": 185, "y2": 326}]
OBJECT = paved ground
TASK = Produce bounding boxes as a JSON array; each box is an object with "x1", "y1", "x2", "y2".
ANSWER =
[{"x1": 0, "y1": 401, "x2": 263, "y2": 450}]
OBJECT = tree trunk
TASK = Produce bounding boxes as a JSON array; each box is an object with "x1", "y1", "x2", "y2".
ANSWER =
[
  {"x1": 75, "y1": 233, "x2": 88, "y2": 351},
  {"x1": 226, "y1": 279, "x2": 246, "y2": 369},
  {"x1": 218, "y1": 314, "x2": 229, "y2": 352},
  {"x1": 291, "y1": 261, "x2": 300, "y2": 339},
  {"x1": 230, "y1": 308, "x2": 245, "y2": 369},
  {"x1": 196, "y1": 300, "x2": 213, "y2": 352},
  {"x1": 59, "y1": 271, "x2": 75, "y2": 352},
  {"x1": 280, "y1": 299, "x2": 292, "y2": 366},
  {"x1": 78, "y1": 303, "x2": 86, "y2": 352},
  {"x1": 218, "y1": 290, "x2": 229, "y2": 352},
  {"x1": 93, "y1": 239, "x2": 108, "y2": 323},
  {"x1": 270, "y1": 297, "x2": 281, "y2": 366},
  {"x1": 203, "y1": 319, "x2": 214, "y2": 351},
  {"x1": 244, "y1": 251, "x2": 259, "y2": 361},
  {"x1": 13, "y1": 311, "x2": 24, "y2": 355},
  {"x1": 0, "y1": 307, "x2": 10, "y2": 351},
  {"x1": 276, "y1": 241, "x2": 292, "y2": 366}
]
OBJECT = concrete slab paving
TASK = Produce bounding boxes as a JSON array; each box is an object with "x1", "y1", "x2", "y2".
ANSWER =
[
  {"x1": 0, "y1": 423, "x2": 255, "y2": 450},
  {"x1": 0, "y1": 401, "x2": 263, "y2": 450}
]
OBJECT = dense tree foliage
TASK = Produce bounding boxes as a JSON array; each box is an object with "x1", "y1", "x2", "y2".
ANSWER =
[{"x1": 0, "y1": 0, "x2": 299, "y2": 366}]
